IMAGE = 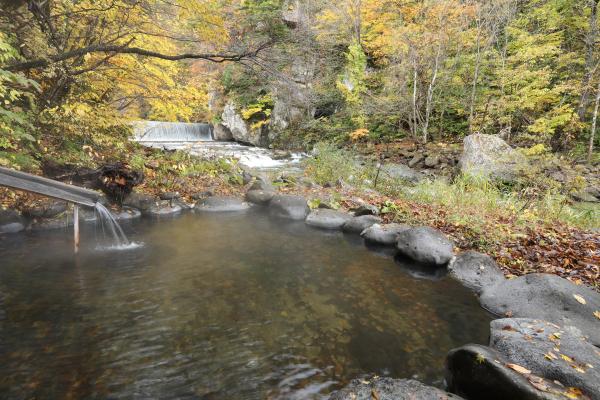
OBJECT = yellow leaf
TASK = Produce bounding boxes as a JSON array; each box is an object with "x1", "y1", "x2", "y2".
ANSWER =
[
  {"x1": 565, "y1": 387, "x2": 584, "y2": 399},
  {"x1": 561, "y1": 354, "x2": 574, "y2": 363},
  {"x1": 593, "y1": 311, "x2": 600, "y2": 320},
  {"x1": 507, "y1": 363, "x2": 531, "y2": 374},
  {"x1": 573, "y1": 294, "x2": 586, "y2": 305}
]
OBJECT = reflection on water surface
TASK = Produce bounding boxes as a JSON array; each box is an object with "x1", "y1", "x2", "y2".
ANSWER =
[{"x1": 0, "y1": 210, "x2": 490, "y2": 399}]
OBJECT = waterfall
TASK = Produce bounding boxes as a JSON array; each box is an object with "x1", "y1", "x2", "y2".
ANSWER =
[
  {"x1": 94, "y1": 203, "x2": 132, "y2": 249},
  {"x1": 133, "y1": 121, "x2": 213, "y2": 142}
]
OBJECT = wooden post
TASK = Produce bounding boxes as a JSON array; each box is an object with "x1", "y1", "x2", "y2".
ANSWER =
[{"x1": 74, "y1": 205, "x2": 80, "y2": 254}]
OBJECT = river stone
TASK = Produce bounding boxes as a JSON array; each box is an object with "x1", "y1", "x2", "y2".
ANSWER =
[
  {"x1": 29, "y1": 214, "x2": 73, "y2": 231},
  {"x1": 111, "y1": 207, "x2": 142, "y2": 221},
  {"x1": 144, "y1": 202, "x2": 182, "y2": 217},
  {"x1": 352, "y1": 203, "x2": 379, "y2": 216},
  {"x1": 159, "y1": 191, "x2": 180, "y2": 201},
  {"x1": 480, "y1": 273, "x2": 600, "y2": 346},
  {"x1": 328, "y1": 377, "x2": 463, "y2": 400},
  {"x1": 268, "y1": 195, "x2": 309, "y2": 220},
  {"x1": 342, "y1": 215, "x2": 382, "y2": 234},
  {"x1": 381, "y1": 163, "x2": 424, "y2": 183},
  {"x1": 361, "y1": 223, "x2": 411, "y2": 246},
  {"x1": 396, "y1": 226, "x2": 454, "y2": 267},
  {"x1": 490, "y1": 318, "x2": 600, "y2": 400},
  {"x1": 446, "y1": 344, "x2": 565, "y2": 400},
  {"x1": 123, "y1": 192, "x2": 156, "y2": 211},
  {"x1": 460, "y1": 134, "x2": 526, "y2": 181},
  {"x1": 0, "y1": 209, "x2": 25, "y2": 234},
  {"x1": 305, "y1": 209, "x2": 352, "y2": 230},
  {"x1": 249, "y1": 179, "x2": 275, "y2": 192},
  {"x1": 213, "y1": 123, "x2": 234, "y2": 141},
  {"x1": 195, "y1": 196, "x2": 251, "y2": 212},
  {"x1": 191, "y1": 190, "x2": 214, "y2": 200},
  {"x1": 448, "y1": 251, "x2": 505, "y2": 294},
  {"x1": 245, "y1": 190, "x2": 275, "y2": 205},
  {"x1": 424, "y1": 155, "x2": 440, "y2": 168}
]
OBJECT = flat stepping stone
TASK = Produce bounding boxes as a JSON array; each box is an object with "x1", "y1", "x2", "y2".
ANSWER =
[
  {"x1": 268, "y1": 195, "x2": 309, "y2": 220},
  {"x1": 448, "y1": 251, "x2": 505, "y2": 294},
  {"x1": 342, "y1": 215, "x2": 382, "y2": 234},
  {"x1": 480, "y1": 273, "x2": 600, "y2": 346},
  {"x1": 195, "y1": 196, "x2": 251, "y2": 212},
  {"x1": 111, "y1": 207, "x2": 142, "y2": 221},
  {"x1": 361, "y1": 223, "x2": 411, "y2": 246},
  {"x1": 490, "y1": 318, "x2": 600, "y2": 400},
  {"x1": 305, "y1": 209, "x2": 352, "y2": 230},
  {"x1": 396, "y1": 226, "x2": 454, "y2": 267},
  {"x1": 329, "y1": 377, "x2": 463, "y2": 400}
]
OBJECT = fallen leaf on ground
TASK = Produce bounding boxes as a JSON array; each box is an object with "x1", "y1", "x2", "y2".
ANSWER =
[{"x1": 573, "y1": 294, "x2": 587, "y2": 305}]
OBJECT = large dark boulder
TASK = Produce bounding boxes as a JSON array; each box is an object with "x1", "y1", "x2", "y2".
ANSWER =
[
  {"x1": 245, "y1": 190, "x2": 275, "y2": 205},
  {"x1": 342, "y1": 215, "x2": 382, "y2": 234},
  {"x1": 446, "y1": 344, "x2": 566, "y2": 400},
  {"x1": 328, "y1": 377, "x2": 462, "y2": 400},
  {"x1": 305, "y1": 209, "x2": 352, "y2": 230},
  {"x1": 448, "y1": 251, "x2": 505, "y2": 294},
  {"x1": 361, "y1": 223, "x2": 411, "y2": 246},
  {"x1": 490, "y1": 318, "x2": 600, "y2": 400},
  {"x1": 268, "y1": 195, "x2": 309, "y2": 220},
  {"x1": 0, "y1": 208, "x2": 25, "y2": 234},
  {"x1": 195, "y1": 196, "x2": 251, "y2": 212},
  {"x1": 396, "y1": 226, "x2": 454, "y2": 267},
  {"x1": 480, "y1": 273, "x2": 600, "y2": 346}
]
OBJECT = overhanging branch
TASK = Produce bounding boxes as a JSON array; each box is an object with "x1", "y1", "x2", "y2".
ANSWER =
[{"x1": 5, "y1": 41, "x2": 273, "y2": 71}]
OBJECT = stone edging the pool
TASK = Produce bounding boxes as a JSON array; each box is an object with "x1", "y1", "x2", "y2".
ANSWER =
[{"x1": 1, "y1": 190, "x2": 599, "y2": 400}]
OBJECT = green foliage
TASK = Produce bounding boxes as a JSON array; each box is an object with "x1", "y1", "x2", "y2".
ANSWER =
[{"x1": 304, "y1": 142, "x2": 371, "y2": 185}]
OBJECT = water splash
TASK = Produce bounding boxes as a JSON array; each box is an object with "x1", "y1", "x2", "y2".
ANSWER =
[{"x1": 94, "y1": 203, "x2": 142, "y2": 250}]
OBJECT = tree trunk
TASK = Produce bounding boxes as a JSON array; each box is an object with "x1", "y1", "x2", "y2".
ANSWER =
[
  {"x1": 578, "y1": 0, "x2": 599, "y2": 120},
  {"x1": 469, "y1": 25, "x2": 482, "y2": 132},
  {"x1": 589, "y1": 80, "x2": 600, "y2": 163},
  {"x1": 423, "y1": 43, "x2": 442, "y2": 143}
]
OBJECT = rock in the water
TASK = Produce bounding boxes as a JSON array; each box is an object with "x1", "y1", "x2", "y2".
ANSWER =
[
  {"x1": 479, "y1": 274, "x2": 600, "y2": 346},
  {"x1": 305, "y1": 209, "x2": 352, "y2": 230},
  {"x1": 381, "y1": 163, "x2": 424, "y2": 183},
  {"x1": 343, "y1": 215, "x2": 382, "y2": 234},
  {"x1": 490, "y1": 318, "x2": 600, "y2": 400},
  {"x1": 111, "y1": 207, "x2": 142, "y2": 221},
  {"x1": 246, "y1": 190, "x2": 275, "y2": 205},
  {"x1": 195, "y1": 196, "x2": 251, "y2": 212},
  {"x1": 361, "y1": 223, "x2": 411, "y2": 246},
  {"x1": 242, "y1": 171, "x2": 253, "y2": 185},
  {"x1": 329, "y1": 377, "x2": 463, "y2": 400},
  {"x1": 144, "y1": 202, "x2": 182, "y2": 217},
  {"x1": 123, "y1": 192, "x2": 156, "y2": 211},
  {"x1": 460, "y1": 134, "x2": 526, "y2": 181},
  {"x1": 396, "y1": 226, "x2": 454, "y2": 266},
  {"x1": 446, "y1": 344, "x2": 565, "y2": 400},
  {"x1": 0, "y1": 208, "x2": 25, "y2": 234},
  {"x1": 213, "y1": 123, "x2": 234, "y2": 141},
  {"x1": 480, "y1": 273, "x2": 600, "y2": 346},
  {"x1": 222, "y1": 102, "x2": 268, "y2": 146},
  {"x1": 448, "y1": 251, "x2": 505, "y2": 294},
  {"x1": 268, "y1": 195, "x2": 309, "y2": 220}
]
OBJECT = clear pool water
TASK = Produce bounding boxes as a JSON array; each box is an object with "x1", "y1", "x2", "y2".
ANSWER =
[{"x1": 0, "y1": 210, "x2": 491, "y2": 399}]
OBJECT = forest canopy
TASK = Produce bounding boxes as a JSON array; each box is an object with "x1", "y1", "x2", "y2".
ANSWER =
[{"x1": 0, "y1": 0, "x2": 599, "y2": 170}]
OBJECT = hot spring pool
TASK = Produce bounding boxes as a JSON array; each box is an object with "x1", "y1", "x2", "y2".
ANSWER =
[{"x1": 0, "y1": 210, "x2": 491, "y2": 399}]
